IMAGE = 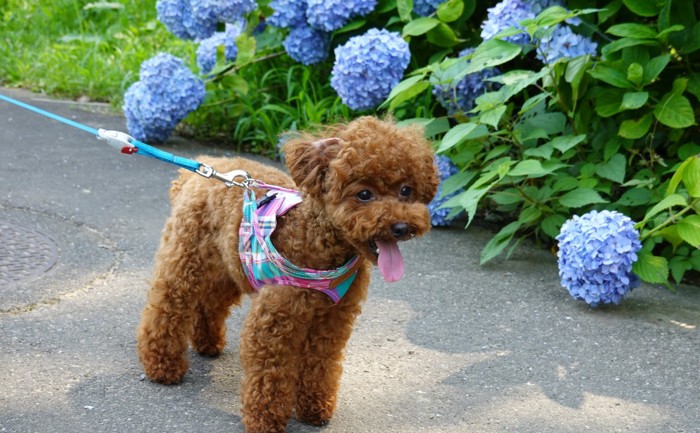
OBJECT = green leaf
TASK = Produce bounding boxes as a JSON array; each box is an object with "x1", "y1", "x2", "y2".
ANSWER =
[
  {"x1": 397, "y1": 0, "x2": 413, "y2": 22},
  {"x1": 643, "y1": 54, "x2": 670, "y2": 84},
  {"x1": 559, "y1": 188, "x2": 608, "y2": 208},
  {"x1": 642, "y1": 193, "x2": 687, "y2": 222},
  {"x1": 427, "y1": 22, "x2": 463, "y2": 47},
  {"x1": 606, "y1": 23, "x2": 658, "y2": 39},
  {"x1": 677, "y1": 215, "x2": 700, "y2": 248},
  {"x1": 480, "y1": 221, "x2": 521, "y2": 264},
  {"x1": 524, "y1": 142, "x2": 554, "y2": 159},
  {"x1": 508, "y1": 160, "x2": 546, "y2": 177},
  {"x1": 458, "y1": 187, "x2": 491, "y2": 226},
  {"x1": 659, "y1": 225, "x2": 685, "y2": 251},
  {"x1": 550, "y1": 134, "x2": 586, "y2": 153},
  {"x1": 653, "y1": 93, "x2": 696, "y2": 129},
  {"x1": 622, "y1": 0, "x2": 660, "y2": 17},
  {"x1": 595, "y1": 153, "x2": 626, "y2": 184},
  {"x1": 478, "y1": 105, "x2": 507, "y2": 128},
  {"x1": 235, "y1": 33, "x2": 256, "y2": 67},
  {"x1": 633, "y1": 252, "x2": 669, "y2": 284},
  {"x1": 595, "y1": 88, "x2": 625, "y2": 117},
  {"x1": 588, "y1": 66, "x2": 634, "y2": 89},
  {"x1": 384, "y1": 75, "x2": 424, "y2": 104},
  {"x1": 534, "y1": 6, "x2": 571, "y2": 27},
  {"x1": 669, "y1": 256, "x2": 692, "y2": 284},
  {"x1": 518, "y1": 205, "x2": 542, "y2": 224},
  {"x1": 617, "y1": 188, "x2": 652, "y2": 206},
  {"x1": 626, "y1": 63, "x2": 644, "y2": 86},
  {"x1": 618, "y1": 113, "x2": 652, "y2": 139},
  {"x1": 682, "y1": 156, "x2": 700, "y2": 197},
  {"x1": 437, "y1": 123, "x2": 489, "y2": 153},
  {"x1": 666, "y1": 156, "x2": 694, "y2": 196},
  {"x1": 620, "y1": 91, "x2": 648, "y2": 110},
  {"x1": 452, "y1": 39, "x2": 522, "y2": 80},
  {"x1": 436, "y1": 0, "x2": 464, "y2": 23},
  {"x1": 388, "y1": 81, "x2": 431, "y2": 110},
  {"x1": 540, "y1": 213, "x2": 566, "y2": 238},
  {"x1": 403, "y1": 17, "x2": 441, "y2": 36}
]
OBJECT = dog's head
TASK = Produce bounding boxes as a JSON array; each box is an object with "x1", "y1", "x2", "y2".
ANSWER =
[{"x1": 283, "y1": 116, "x2": 439, "y2": 282}]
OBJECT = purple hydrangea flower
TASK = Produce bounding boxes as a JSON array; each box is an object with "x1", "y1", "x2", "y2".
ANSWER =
[
  {"x1": 268, "y1": 0, "x2": 307, "y2": 28},
  {"x1": 306, "y1": 0, "x2": 376, "y2": 32},
  {"x1": 331, "y1": 28, "x2": 411, "y2": 110},
  {"x1": 536, "y1": 25, "x2": 597, "y2": 64},
  {"x1": 196, "y1": 23, "x2": 243, "y2": 74},
  {"x1": 156, "y1": 0, "x2": 256, "y2": 40},
  {"x1": 413, "y1": 0, "x2": 443, "y2": 16},
  {"x1": 556, "y1": 210, "x2": 642, "y2": 307},
  {"x1": 283, "y1": 25, "x2": 331, "y2": 65},
  {"x1": 429, "y1": 155, "x2": 463, "y2": 226},
  {"x1": 432, "y1": 48, "x2": 501, "y2": 115},
  {"x1": 123, "y1": 54, "x2": 206, "y2": 142}
]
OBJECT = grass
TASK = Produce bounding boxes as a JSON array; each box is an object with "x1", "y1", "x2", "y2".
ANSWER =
[{"x1": 0, "y1": 0, "x2": 195, "y2": 106}]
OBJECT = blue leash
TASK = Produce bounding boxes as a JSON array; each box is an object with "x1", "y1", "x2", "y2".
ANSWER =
[{"x1": 0, "y1": 93, "x2": 253, "y2": 188}]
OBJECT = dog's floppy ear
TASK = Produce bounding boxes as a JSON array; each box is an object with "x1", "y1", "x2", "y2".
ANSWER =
[{"x1": 283, "y1": 136, "x2": 343, "y2": 197}]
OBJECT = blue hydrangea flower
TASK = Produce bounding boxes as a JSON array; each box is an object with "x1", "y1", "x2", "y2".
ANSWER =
[
  {"x1": 429, "y1": 155, "x2": 463, "y2": 226},
  {"x1": 196, "y1": 23, "x2": 243, "y2": 74},
  {"x1": 480, "y1": 0, "x2": 534, "y2": 45},
  {"x1": 283, "y1": 25, "x2": 330, "y2": 65},
  {"x1": 556, "y1": 210, "x2": 642, "y2": 307},
  {"x1": 123, "y1": 54, "x2": 206, "y2": 142},
  {"x1": 536, "y1": 25, "x2": 597, "y2": 64},
  {"x1": 413, "y1": 0, "x2": 443, "y2": 16},
  {"x1": 481, "y1": 0, "x2": 581, "y2": 46},
  {"x1": 306, "y1": 0, "x2": 376, "y2": 32},
  {"x1": 331, "y1": 28, "x2": 410, "y2": 110},
  {"x1": 432, "y1": 48, "x2": 501, "y2": 115},
  {"x1": 156, "y1": 0, "x2": 256, "y2": 40},
  {"x1": 268, "y1": 0, "x2": 307, "y2": 28}
]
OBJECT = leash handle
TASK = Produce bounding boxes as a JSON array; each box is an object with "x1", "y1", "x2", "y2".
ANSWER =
[{"x1": 97, "y1": 129, "x2": 201, "y2": 172}]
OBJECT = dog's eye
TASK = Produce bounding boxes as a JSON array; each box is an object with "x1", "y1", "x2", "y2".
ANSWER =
[
  {"x1": 399, "y1": 186, "x2": 412, "y2": 198},
  {"x1": 356, "y1": 190, "x2": 374, "y2": 202}
]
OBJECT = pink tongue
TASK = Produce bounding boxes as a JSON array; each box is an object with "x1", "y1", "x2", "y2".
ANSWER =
[{"x1": 376, "y1": 239, "x2": 405, "y2": 282}]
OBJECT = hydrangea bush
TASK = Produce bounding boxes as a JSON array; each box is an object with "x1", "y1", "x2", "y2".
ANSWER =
[{"x1": 125, "y1": 0, "x2": 700, "y2": 289}]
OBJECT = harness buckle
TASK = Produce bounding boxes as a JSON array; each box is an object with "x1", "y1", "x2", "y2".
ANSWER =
[{"x1": 196, "y1": 164, "x2": 254, "y2": 189}]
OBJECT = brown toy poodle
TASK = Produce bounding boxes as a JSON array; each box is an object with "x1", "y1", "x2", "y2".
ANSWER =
[{"x1": 136, "y1": 116, "x2": 439, "y2": 433}]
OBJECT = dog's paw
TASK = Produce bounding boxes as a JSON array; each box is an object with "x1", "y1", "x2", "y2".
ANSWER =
[{"x1": 141, "y1": 357, "x2": 189, "y2": 385}]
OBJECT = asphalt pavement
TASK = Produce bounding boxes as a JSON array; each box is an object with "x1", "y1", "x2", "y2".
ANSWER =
[{"x1": 1, "y1": 87, "x2": 699, "y2": 433}]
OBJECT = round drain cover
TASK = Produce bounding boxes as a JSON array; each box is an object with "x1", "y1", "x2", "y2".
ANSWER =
[{"x1": 0, "y1": 220, "x2": 59, "y2": 287}]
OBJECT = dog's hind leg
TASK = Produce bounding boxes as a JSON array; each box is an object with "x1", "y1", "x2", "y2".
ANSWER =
[
  {"x1": 136, "y1": 217, "x2": 205, "y2": 385},
  {"x1": 191, "y1": 278, "x2": 242, "y2": 357}
]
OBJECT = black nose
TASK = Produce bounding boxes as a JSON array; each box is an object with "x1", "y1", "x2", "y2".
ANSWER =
[{"x1": 391, "y1": 222, "x2": 411, "y2": 239}]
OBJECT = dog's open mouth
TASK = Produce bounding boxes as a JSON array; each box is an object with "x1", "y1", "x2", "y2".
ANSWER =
[{"x1": 369, "y1": 239, "x2": 405, "y2": 283}]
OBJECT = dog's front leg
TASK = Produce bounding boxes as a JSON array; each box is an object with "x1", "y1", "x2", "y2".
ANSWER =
[
  {"x1": 294, "y1": 293, "x2": 364, "y2": 426},
  {"x1": 239, "y1": 286, "x2": 314, "y2": 433}
]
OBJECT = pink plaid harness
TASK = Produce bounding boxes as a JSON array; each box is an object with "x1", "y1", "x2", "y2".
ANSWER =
[{"x1": 238, "y1": 185, "x2": 360, "y2": 304}]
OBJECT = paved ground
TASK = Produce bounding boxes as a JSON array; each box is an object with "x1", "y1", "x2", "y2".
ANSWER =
[{"x1": 1, "y1": 87, "x2": 699, "y2": 433}]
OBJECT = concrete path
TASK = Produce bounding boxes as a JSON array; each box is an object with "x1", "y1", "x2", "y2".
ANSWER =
[{"x1": 1, "y1": 88, "x2": 699, "y2": 433}]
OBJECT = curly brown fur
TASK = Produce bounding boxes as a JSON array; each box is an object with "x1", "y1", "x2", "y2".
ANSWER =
[{"x1": 136, "y1": 116, "x2": 438, "y2": 433}]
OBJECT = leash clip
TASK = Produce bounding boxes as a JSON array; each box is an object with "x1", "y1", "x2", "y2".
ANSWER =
[
  {"x1": 97, "y1": 129, "x2": 138, "y2": 154},
  {"x1": 196, "y1": 164, "x2": 255, "y2": 189}
]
